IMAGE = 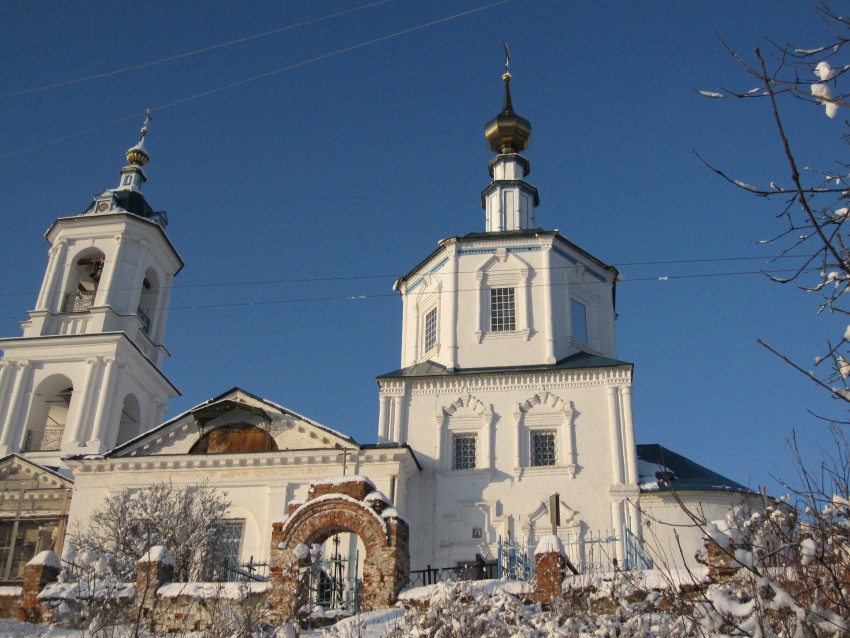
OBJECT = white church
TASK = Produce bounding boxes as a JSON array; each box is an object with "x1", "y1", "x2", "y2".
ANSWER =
[{"x1": 0, "y1": 69, "x2": 758, "y2": 586}]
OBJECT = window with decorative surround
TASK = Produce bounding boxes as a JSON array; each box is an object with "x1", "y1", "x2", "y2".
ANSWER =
[
  {"x1": 452, "y1": 434, "x2": 477, "y2": 470},
  {"x1": 530, "y1": 430, "x2": 557, "y2": 466},
  {"x1": 424, "y1": 306, "x2": 438, "y2": 352},
  {"x1": 489, "y1": 287, "x2": 516, "y2": 332}
]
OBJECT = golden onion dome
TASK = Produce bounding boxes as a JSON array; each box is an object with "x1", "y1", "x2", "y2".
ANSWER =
[
  {"x1": 125, "y1": 114, "x2": 151, "y2": 166},
  {"x1": 125, "y1": 145, "x2": 149, "y2": 167},
  {"x1": 484, "y1": 72, "x2": 531, "y2": 154},
  {"x1": 126, "y1": 136, "x2": 149, "y2": 167}
]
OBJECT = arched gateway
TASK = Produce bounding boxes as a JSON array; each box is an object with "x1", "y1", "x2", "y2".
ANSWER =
[{"x1": 269, "y1": 476, "x2": 409, "y2": 617}]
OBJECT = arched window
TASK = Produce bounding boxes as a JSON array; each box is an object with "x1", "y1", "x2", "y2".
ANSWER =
[
  {"x1": 115, "y1": 394, "x2": 141, "y2": 446},
  {"x1": 137, "y1": 267, "x2": 159, "y2": 335},
  {"x1": 24, "y1": 376, "x2": 73, "y2": 452},
  {"x1": 62, "y1": 249, "x2": 105, "y2": 313},
  {"x1": 189, "y1": 424, "x2": 279, "y2": 454}
]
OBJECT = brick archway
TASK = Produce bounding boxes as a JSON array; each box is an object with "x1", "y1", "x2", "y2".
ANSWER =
[{"x1": 269, "y1": 477, "x2": 409, "y2": 618}]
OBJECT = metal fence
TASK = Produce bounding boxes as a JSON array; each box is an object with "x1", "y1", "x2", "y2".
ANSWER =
[
  {"x1": 222, "y1": 558, "x2": 270, "y2": 582},
  {"x1": 497, "y1": 527, "x2": 654, "y2": 581},
  {"x1": 409, "y1": 557, "x2": 498, "y2": 587}
]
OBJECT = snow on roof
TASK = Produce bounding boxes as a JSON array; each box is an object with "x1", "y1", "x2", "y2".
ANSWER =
[
  {"x1": 139, "y1": 545, "x2": 174, "y2": 566},
  {"x1": 365, "y1": 490, "x2": 389, "y2": 502},
  {"x1": 27, "y1": 550, "x2": 61, "y2": 569}
]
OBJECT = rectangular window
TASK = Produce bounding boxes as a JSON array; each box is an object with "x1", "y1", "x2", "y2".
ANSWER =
[
  {"x1": 530, "y1": 431, "x2": 557, "y2": 466},
  {"x1": 424, "y1": 307, "x2": 438, "y2": 352},
  {"x1": 204, "y1": 519, "x2": 244, "y2": 580},
  {"x1": 490, "y1": 287, "x2": 516, "y2": 332},
  {"x1": 452, "y1": 434, "x2": 477, "y2": 470},
  {"x1": 570, "y1": 298, "x2": 588, "y2": 344}
]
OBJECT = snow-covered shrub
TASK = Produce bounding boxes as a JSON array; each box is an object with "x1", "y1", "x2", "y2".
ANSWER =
[
  {"x1": 42, "y1": 550, "x2": 135, "y2": 638},
  {"x1": 644, "y1": 432, "x2": 850, "y2": 637},
  {"x1": 71, "y1": 479, "x2": 230, "y2": 582}
]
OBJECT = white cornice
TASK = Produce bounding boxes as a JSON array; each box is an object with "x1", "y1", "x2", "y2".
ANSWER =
[
  {"x1": 67, "y1": 447, "x2": 417, "y2": 475},
  {"x1": 379, "y1": 367, "x2": 631, "y2": 395}
]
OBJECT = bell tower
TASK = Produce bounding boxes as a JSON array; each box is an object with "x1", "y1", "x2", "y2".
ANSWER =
[{"x1": 0, "y1": 115, "x2": 182, "y2": 466}]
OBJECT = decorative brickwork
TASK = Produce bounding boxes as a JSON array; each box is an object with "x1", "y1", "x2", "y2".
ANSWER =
[
  {"x1": 704, "y1": 537, "x2": 739, "y2": 581},
  {"x1": 534, "y1": 536, "x2": 566, "y2": 603},
  {"x1": 19, "y1": 551, "x2": 61, "y2": 623},
  {"x1": 135, "y1": 546, "x2": 175, "y2": 627},
  {"x1": 269, "y1": 477, "x2": 409, "y2": 620},
  {"x1": 0, "y1": 589, "x2": 22, "y2": 619}
]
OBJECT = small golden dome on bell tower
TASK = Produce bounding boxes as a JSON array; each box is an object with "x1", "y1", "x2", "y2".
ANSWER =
[
  {"x1": 125, "y1": 110, "x2": 151, "y2": 167},
  {"x1": 484, "y1": 51, "x2": 531, "y2": 155}
]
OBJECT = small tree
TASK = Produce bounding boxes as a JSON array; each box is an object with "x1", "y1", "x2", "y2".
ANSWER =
[{"x1": 71, "y1": 480, "x2": 230, "y2": 581}]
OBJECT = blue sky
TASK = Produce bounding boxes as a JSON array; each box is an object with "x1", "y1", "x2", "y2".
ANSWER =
[{"x1": 0, "y1": 1, "x2": 845, "y2": 494}]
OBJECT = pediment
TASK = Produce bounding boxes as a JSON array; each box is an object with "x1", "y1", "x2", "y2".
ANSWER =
[
  {"x1": 0, "y1": 454, "x2": 74, "y2": 517},
  {"x1": 103, "y1": 388, "x2": 358, "y2": 458}
]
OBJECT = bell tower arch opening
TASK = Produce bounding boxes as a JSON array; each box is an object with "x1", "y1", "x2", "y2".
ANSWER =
[
  {"x1": 61, "y1": 249, "x2": 105, "y2": 314},
  {"x1": 137, "y1": 267, "x2": 160, "y2": 336},
  {"x1": 115, "y1": 393, "x2": 142, "y2": 447},
  {"x1": 23, "y1": 375, "x2": 73, "y2": 453}
]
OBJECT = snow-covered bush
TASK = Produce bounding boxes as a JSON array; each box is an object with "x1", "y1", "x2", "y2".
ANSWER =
[
  {"x1": 42, "y1": 548, "x2": 135, "y2": 638},
  {"x1": 70, "y1": 479, "x2": 230, "y2": 582}
]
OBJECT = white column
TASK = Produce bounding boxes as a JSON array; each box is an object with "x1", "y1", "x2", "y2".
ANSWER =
[
  {"x1": 124, "y1": 239, "x2": 149, "y2": 313},
  {"x1": 391, "y1": 395, "x2": 403, "y2": 443},
  {"x1": 606, "y1": 386, "x2": 624, "y2": 484},
  {"x1": 97, "y1": 235, "x2": 126, "y2": 310},
  {"x1": 514, "y1": 409, "x2": 523, "y2": 468},
  {"x1": 542, "y1": 249, "x2": 555, "y2": 363},
  {"x1": 69, "y1": 357, "x2": 102, "y2": 445},
  {"x1": 0, "y1": 362, "x2": 31, "y2": 453},
  {"x1": 88, "y1": 358, "x2": 119, "y2": 449},
  {"x1": 447, "y1": 249, "x2": 459, "y2": 370},
  {"x1": 39, "y1": 240, "x2": 69, "y2": 312},
  {"x1": 0, "y1": 363, "x2": 12, "y2": 423},
  {"x1": 620, "y1": 386, "x2": 639, "y2": 485},
  {"x1": 483, "y1": 414, "x2": 493, "y2": 468},
  {"x1": 151, "y1": 274, "x2": 173, "y2": 345},
  {"x1": 0, "y1": 363, "x2": 21, "y2": 453},
  {"x1": 474, "y1": 273, "x2": 485, "y2": 343},
  {"x1": 411, "y1": 305, "x2": 421, "y2": 361},
  {"x1": 521, "y1": 271, "x2": 532, "y2": 341},
  {"x1": 400, "y1": 290, "x2": 409, "y2": 366},
  {"x1": 377, "y1": 394, "x2": 390, "y2": 442},
  {"x1": 610, "y1": 499, "x2": 625, "y2": 565}
]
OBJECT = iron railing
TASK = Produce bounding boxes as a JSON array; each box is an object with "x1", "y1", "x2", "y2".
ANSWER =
[
  {"x1": 497, "y1": 527, "x2": 654, "y2": 581},
  {"x1": 409, "y1": 556, "x2": 498, "y2": 587},
  {"x1": 23, "y1": 429, "x2": 63, "y2": 452},
  {"x1": 136, "y1": 307, "x2": 151, "y2": 334},
  {"x1": 63, "y1": 290, "x2": 96, "y2": 313},
  {"x1": 221, "y1": 558, "x2": 269, "y2": 582}
]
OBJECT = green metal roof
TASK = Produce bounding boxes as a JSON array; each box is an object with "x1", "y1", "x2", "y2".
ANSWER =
[{"x1": 636, "y1": 444, "x2": 754, "y2": 494}]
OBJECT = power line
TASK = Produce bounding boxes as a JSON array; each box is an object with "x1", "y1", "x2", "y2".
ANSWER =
[
  {"x1": 0, "y1": 253, "x2": 815, "y2": 298},
  {"x1": 0, "y1": 0, "x2": 513, "y2": 161},
  {"x1": 0, "y1": 265, "x2": 822, "y2": 321},
  {"x1": 0, "y1": 0, "x2": 394, "y2": 99}
]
